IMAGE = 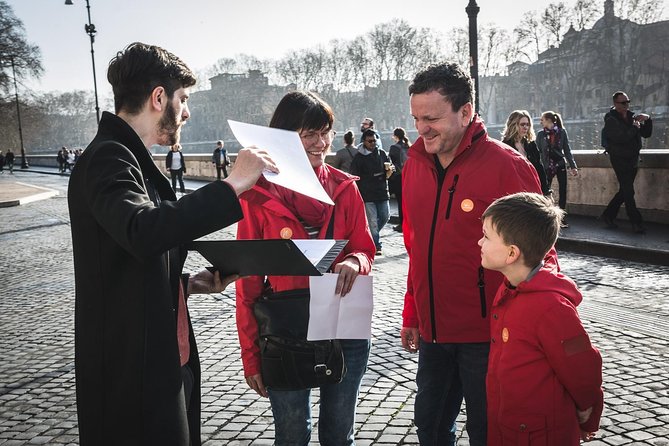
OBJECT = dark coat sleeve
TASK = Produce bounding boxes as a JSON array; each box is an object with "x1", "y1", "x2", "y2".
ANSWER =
[{"x1": 83, "y1": 142, "x2": 242, "y2": 259}]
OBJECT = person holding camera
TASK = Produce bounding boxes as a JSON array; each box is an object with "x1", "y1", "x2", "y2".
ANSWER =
[{"x1": 600, "y1": 91, "x2": 652, "y2": 233}]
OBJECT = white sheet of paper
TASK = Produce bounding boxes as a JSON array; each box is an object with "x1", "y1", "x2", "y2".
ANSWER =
[
  {"x1": 292, "y1": 239, "x2": 337, "y2": 265},
  {"x1": 228, "y1": 120, "x2": 334, "y2": 205},
  {"x1": 307, "y1": 273, "x2": 373, "y2": 340}
]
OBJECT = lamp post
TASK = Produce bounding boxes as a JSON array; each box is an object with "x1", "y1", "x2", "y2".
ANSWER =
[
  {"x1": 465, "y1": 0, "x2": 480, "y2": 115},
  {"x1": 65, "y1": 0, "x2": 101, "y2": 125},
  {"x1": 9, "y1": 56, "x2": 28, "y2": 169}
]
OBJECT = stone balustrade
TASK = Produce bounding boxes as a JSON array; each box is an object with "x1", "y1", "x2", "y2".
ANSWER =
[{"x1": 25, "y1": 150, "x2": 669, "y2": 223}]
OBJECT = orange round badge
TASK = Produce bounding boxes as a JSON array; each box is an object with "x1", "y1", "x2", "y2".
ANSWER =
[
  {"x1": 279, "y1": 227, "x2": 293, "y2": 239},
  {"x1": 461, "y1": 199, "x2": 474, "y2": 212},
  {"x1": 502, "y1": 327, "x2": 509, "y2": 343}
]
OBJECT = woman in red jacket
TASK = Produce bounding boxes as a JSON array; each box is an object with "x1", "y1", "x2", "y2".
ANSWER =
[{"x1": 235, "y1": 91, "x2": 376, "y2": 445}]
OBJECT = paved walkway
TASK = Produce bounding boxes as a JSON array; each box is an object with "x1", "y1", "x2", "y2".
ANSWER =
[{"x1": 1, "y1": 170, "x2": 668, "y2": 445}]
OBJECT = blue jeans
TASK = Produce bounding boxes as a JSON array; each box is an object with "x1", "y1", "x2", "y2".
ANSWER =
[
  {"x1": 364, "y1": 200, "x2": 390, "y2": 250},
  {"x1": 268, "y1": 339, "x2": 371, "y2": 446},
  {"x1": 414, "y1": 341, "x2": 489, "y2": 446}
]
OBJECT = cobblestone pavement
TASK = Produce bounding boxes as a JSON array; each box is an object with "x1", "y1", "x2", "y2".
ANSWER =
[{"x1": 1, "y1": 172, "x2": 668, "y2": 445}]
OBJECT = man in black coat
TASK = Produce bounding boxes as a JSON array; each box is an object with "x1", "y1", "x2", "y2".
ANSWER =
[
  {"x1": 601, "y1": 91, "x2": 652, "y2": 233},
  {"x1": 68, "y1": 42, "x2": 277, "y2": 446}
]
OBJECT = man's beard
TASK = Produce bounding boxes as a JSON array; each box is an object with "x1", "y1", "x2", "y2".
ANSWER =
[{"x1": 157, "y1": 100, "x2": 180, "y2": 146}]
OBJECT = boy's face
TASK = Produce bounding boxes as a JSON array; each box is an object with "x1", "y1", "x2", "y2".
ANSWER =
[{"x1": 478, "y1": 217, "x2": 513, "y2": 272}]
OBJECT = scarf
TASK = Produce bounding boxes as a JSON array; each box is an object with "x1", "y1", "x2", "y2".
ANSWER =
[{"x1": 271, "y1": 165, "x2": 334, "y2": 228}]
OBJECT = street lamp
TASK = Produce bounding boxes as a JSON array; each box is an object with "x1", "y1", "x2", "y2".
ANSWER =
[
  {"x1": 65, "y1": 0, "x2": 101, "y2": 125},
  {"x1": 9, "y1": 56, "x2": 28, "y2": 169},
  {"x1": 465, "y1": 0, "x2": 480, "y2": 115}
]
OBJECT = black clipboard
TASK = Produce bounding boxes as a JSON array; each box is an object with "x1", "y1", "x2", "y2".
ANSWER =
[{"x1": 189, "y1": 239, "x2": 349, "y2": 277}]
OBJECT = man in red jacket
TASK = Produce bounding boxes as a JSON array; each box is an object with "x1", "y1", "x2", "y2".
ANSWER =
[{"x1": 399, "y1": 62, "x2": 543, "y2": 445}]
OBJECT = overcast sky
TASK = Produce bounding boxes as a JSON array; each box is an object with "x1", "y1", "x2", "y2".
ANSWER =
[{"x1": 7, "y1": 0, "x2": 667, "y2": 98}]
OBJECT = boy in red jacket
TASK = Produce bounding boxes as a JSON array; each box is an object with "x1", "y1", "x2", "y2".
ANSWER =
[{"x1": 478, "y1": 192, "x2": 603, "y2": 445}]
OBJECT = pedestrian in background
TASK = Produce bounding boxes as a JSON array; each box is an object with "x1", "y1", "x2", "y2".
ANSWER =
[
  {"x1": 359, "y1": 117, "x2": 383, "y2": 150},
  {"x1": 479, "y1": 192, "x2": 603, "y2": 445},
  {"x1": 235, "y1": 90, "x2": 375, "y2": 445},
  {"x1": 350, "y1": 128, "x2": 393, "y2": 255},
  {"x1": 4, "y1": 149, "x2": 15, "y2": 174},
  {"x1": 388, "y1": 127, "x2": 411, "y2": 232},
  {"x1": 501, "y1": 110, "x2": 549, "y2": 195},
  {"x1": 400, "y1": 62, "x2": 546, "y2": 446},
  {"x1": 330, "y1": 130, "x2": 357, "y2": 173},
  {"x1": 536, "y1": 111, "x2": 578, "y2": 221},
  {"x1": 600, "y1": 91, "x2": 652, "y2": 234},
  {"x1": 166, "y1": 142, "x2": 187, "y2": 194},
  {"x1": 212, "y1": 140, "x2": 230, "y2": 180},
  {"x1": 68, "y1": 41, "x2": 276, "y2": 446},
  {"x1": 57, "y1": 147, "x2": 67, "y2": 173}
]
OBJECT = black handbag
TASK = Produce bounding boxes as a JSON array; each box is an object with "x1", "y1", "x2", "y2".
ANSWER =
[{"x1": 254, "y1": 287, "x2": 346, "y2": 390}]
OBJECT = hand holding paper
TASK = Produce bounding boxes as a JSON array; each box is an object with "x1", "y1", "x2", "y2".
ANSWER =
[
  {"x1": 307, "y1": 273, "x2": 374, "y2": 340},
  {"x1": 228, "y1": 120, "x2": 334, "y2": 205},
  {"x1": 224, "y1": 146, "x2": 278, "y2": 196}
]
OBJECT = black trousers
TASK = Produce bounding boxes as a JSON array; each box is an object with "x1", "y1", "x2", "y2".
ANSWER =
[
  {"x1": 603, "y1": 156, "x2": 643, "y2": 224},
  {"x1": 547, "y1": 166, "x2": 568, "y2": 210},
  {"x1": 170, "y1": 169, "x2": 185, "y2": 193},
  {"x1": 215, "y1": 165, "x2": 228, "y2": 180}
]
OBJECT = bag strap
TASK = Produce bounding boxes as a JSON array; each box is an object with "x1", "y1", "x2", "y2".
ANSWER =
[{"x1": 325, "y1": 207, "x2": 335, "y2": 239}]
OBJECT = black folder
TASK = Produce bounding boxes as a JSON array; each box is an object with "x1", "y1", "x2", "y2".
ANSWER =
[{"x1": 189, "y1": 239, "x2": 349, "y2": 277}]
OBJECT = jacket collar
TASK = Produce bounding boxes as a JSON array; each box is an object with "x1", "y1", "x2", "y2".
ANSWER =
[
  {"x1": 409, "y1": 114, "x2": 487, "y2": 170},
  {"x1": 242, "y1": 164, "x2": 357, "y2": 219},
  {"x1": 94, "y1": 111, "x2": 174, "y2": 201}
]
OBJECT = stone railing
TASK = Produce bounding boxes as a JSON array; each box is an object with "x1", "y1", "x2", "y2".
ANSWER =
[{"x1": 25, "y1": 149, "x2": 669, "y2": 224}]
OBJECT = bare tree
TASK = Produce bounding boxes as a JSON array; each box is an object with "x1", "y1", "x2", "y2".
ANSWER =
[
  {"x1": 274, "y1": 47, "x2": 327, "y2": 90},
  {"x1": 614, "y1": 0, "x2": 665, "y2": 24},
  {"x1": 513, "y1": 12, "x2": 547, "y2": 62},
  {"x1": 571, "y1": 0, "x2": 602, "y2": 30},
  {"x1": 542, "y1": 2, "x2": 571, "y2": 47},
  {"x1": 0, "y1": 1, "x2": 43, "y2": 94},
  {"x1": 479, "y1": 24, "x2": 511, "y2": 77},
  {"x1": 346, "y1": 35, "x2": 374, "y2": 91}
]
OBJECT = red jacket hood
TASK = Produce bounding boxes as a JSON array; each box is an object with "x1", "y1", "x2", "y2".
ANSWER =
[{"x1": 498, "y1": 263, "x2": 582, "y2": 308}]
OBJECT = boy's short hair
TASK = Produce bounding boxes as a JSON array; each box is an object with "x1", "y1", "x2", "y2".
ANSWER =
[
  {"x1": 107, "y1": 42, "x2": 196, "y2": 115},
  {"x1": 482, "y1": 192, "x2": 564, "y2": 267}
]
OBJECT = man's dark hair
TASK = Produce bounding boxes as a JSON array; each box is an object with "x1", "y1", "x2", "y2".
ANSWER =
[
  {"x1": 269, "y1": 91, "x2": 334, "y2": 132},
  {"x1": 343, "y1": 130, "x2": 354, "y2": 145},
  {"x1": 107, "y1": 42, "x2": 196, "y2": 114},
  {"x1": 612, "y1": 91, "x2": 627, "y2": 102},
  {"x1": 408, "y1": 62, "x2": 474, "y2": 112},
  {"x1": 482, "y1": 192, "x2": 564, "y2": 267},
  {"x1": 362, "y1": 129, "x2": 377, "y2": 141}
]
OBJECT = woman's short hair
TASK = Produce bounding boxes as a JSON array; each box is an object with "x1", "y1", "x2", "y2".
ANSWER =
[{"x1": 269, "y1": 91, "x2": 334, "y2": 132}]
